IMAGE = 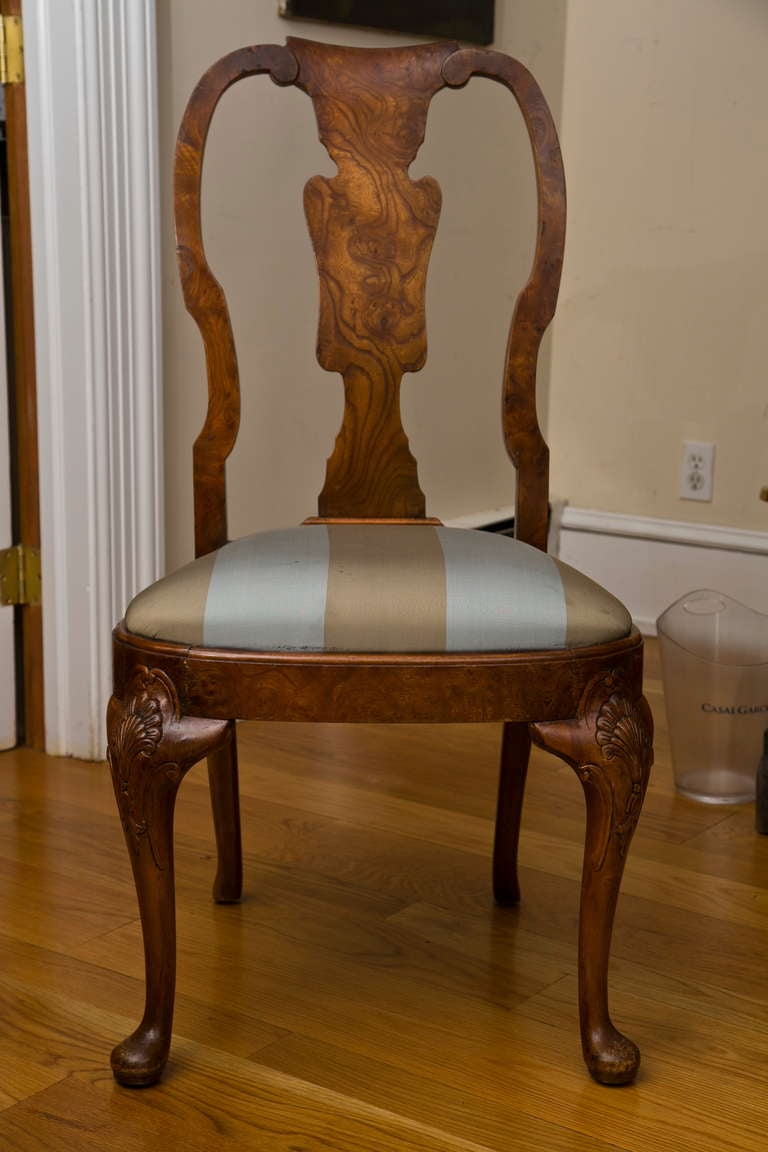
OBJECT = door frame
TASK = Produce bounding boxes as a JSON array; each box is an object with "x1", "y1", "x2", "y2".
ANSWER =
[
  {"x1": 24, "y1": 0, "x2": 163, "y2": 758},
  {"x1": 3, "y1": 0, "x2": 43, "y2": 748},
  {"x1": 0, "y1": 158, "x2": 16, "y2": 749}
]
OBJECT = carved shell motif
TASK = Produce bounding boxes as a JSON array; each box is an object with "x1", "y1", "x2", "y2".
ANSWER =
[
  {"x1": 110, "y1": 692, "x2": 163, "y2": 768},
  {"x1": 531, "y1": 669, "x2": 653, "y2": 871},
  {"x1": 595, "y1": 691, "x2": 652, "y2": 776},
  {"x1": 108, "y1": 666, "x2": 229, "y2": 870},
  {"x1": 592, "y1": 680, "x2": 653, "y2": 864},
  {"x1": 107, "y1": 668, "x2": 178, "y2": 867}
]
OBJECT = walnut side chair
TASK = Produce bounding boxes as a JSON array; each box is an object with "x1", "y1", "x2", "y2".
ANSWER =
[{"x1": 107, "y1": 38, "x2": 654, "y2": 1088}]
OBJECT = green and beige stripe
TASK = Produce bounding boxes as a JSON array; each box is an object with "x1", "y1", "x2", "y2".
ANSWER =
[{"x1": 125, "y1": 525, "x2": 632, "y2": 653}]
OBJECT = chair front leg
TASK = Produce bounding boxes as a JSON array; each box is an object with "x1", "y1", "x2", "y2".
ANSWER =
[
  {"x1": 532, "y1": 668, "x2": 653, "y2": 1085},
  {"x1": 107, "y1": 665, "x2": 229, "y2": 1086}
]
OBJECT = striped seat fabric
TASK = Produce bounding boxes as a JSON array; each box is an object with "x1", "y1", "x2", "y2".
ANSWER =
[{"x1": 125, "y1": 525, "x2": 632, "y2": 653}]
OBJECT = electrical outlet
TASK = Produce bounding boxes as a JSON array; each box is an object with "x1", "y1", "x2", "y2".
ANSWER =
[{"x1": 679, "y1": 441, "x2": 715, "y2": 501}]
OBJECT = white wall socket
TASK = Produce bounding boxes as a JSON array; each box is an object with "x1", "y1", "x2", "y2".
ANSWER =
[{"x1": 679, "y1": 440, "x2": 715, "y2": 501}]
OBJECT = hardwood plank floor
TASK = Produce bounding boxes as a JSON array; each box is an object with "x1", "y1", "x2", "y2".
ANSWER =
[{"x1": 1, "y1": 640, "x2": 767, "y2": 1149}]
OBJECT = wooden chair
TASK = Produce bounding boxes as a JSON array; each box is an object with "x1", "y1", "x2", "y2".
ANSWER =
[{"x1": 107, "y1": 38, "x2": 653, "y2": 1088}]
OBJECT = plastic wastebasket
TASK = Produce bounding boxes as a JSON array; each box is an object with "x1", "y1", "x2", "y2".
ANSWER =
[{"x1": 657, "y1": 589, "x2": 768, "y2": 804}]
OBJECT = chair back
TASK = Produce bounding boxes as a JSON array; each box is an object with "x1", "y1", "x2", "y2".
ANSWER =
[{"x1": 174, "y1": 38, "x2": 565, "y2": 556}]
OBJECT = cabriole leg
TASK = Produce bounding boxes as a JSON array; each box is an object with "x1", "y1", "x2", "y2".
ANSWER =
[
  {"x1": 532, "y1": 668, "x2": 653, "y2": 1085},
  {"x1": 493, "y1": 721, "x2": 531, "y2": 906},
  {"x1": 107, "y1": 665, "x2": 229, "y2": 1086}
]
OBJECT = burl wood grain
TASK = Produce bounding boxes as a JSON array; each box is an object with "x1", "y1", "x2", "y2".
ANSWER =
[
  {"x1": 174, "y1": 39, "x2": 565, "y2": 542},
  {"x1": 291, "y1": 39, "x2": 456, "y2": 519}
]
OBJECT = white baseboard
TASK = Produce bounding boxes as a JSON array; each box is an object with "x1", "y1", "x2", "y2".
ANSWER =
[
  {"x1": 444, "y1": 501, "x2": 566, "y2": 555},
  {"x1": 445, "y1": 505, "x2": 517, "y2": 529},
  {"x1": 558, "y1": 508, "x2": 768, "y2": 635}
]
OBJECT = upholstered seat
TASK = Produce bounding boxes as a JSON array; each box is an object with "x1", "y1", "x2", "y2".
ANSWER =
[{"x1": 125, "y1": 525, "x2": 631, "y2": 653}]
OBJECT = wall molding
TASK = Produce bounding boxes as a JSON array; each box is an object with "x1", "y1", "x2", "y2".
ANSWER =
[
  {"x1": 560, "y1": 506, "x2": 768, "y2": 556},
  {"x1": 25, "y1": 0, "x2": 162, "y2": 757},
  {"x1": 559, "y1": 507, "x2": 768, "y2": 636},
  {"x1": 445, "y1": 505, "x2": 517, "y2": 529}
]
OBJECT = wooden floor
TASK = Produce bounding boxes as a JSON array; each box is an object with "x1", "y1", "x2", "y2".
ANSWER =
[{"x1": 0, "y1": 641, "x2": 767, "y2": 1149}]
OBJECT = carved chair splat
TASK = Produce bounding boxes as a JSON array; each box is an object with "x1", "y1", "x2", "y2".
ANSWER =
[{"x1": 107, "y1": 38, "x2": 653, "y2": 1089}]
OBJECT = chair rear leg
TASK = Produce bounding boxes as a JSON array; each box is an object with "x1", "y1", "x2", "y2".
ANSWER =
[
  {"x1": 532, "y1": 668, "x2": 653, "y2": 1085},
  {"x1": 107, "y1": 667, "x2": 229, "y2": 1086},
  {"x1": 208, "y1": 722, "x2": 243, "y2": 903},
  {"x1": 493, "y1": 721, "x2": 531, "y2": 906}
]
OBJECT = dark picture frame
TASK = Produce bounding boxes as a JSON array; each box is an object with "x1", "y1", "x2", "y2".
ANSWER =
[{"x1": 279, "y1": 1, "x2": 494, "y2": 46}]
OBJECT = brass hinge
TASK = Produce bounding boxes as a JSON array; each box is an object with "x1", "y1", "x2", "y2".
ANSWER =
[
  {"x1": 0, "y1": 15, "x2": 24, "y2": 85},
  {"x1": 0, "y1": 544, "x2": 41, "y2": 606}
]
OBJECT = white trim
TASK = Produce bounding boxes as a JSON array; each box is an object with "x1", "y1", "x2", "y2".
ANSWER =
[
  {"x1": 558, "y1": 507, "x2": 768, "y2": 637},
  {"x1": 445, "y1": 505, "x2": 516, "y2": 529},
  {"x1": 560, "y1": 506, "x2": 768, "y2": 556},
  {"x1": 444, "y1": 499, "x2": 567, "y2": 555},
  {"x1": 24, "y1": 0, "x2": 162, "y2": 757}
]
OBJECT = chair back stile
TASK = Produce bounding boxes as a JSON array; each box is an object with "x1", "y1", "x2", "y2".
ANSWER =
[
  {"x1": 174, "y1": 44, "x2": 299, "y2": 559},
  {"x1": 173, "y1": 39, "x2": 565, "y2": 557},
  {"x1": 443, "y1": 50, "x2": 566, "y2": 552}
]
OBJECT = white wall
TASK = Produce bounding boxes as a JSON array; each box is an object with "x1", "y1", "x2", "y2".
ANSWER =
[
  {"x1": 157, "y1": 1, "x2": 566, "y2": 570},
  {"x1": 549, "y1": 0, "x2": 768, "y2": 533}
]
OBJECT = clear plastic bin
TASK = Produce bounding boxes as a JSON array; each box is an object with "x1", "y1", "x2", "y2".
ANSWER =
[{"x1": 657, "y1": 590, "x2": 768, "y2": 804}]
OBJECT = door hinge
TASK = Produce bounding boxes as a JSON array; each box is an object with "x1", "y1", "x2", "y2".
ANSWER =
[
  {"x1": 0, "y1": 15, "x2": 23, "y2": 85},
  {"x1": 0, "y1": 544, "x2": 41, "y2": 606}
]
